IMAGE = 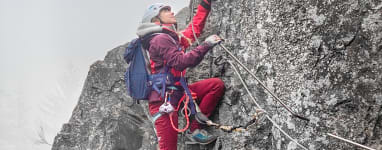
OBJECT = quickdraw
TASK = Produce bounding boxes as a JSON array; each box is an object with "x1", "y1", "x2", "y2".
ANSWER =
[
  {"x1": 195, "y1": 108, "x2": 266, "y2": 133},
  {"x1": 213, "y1": 55, "x2": 228, "y2": 77}
]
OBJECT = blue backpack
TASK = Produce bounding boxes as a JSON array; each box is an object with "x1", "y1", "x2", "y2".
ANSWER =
[
  {"x1": 123, "y1": 35, "x2": 196, "y2": 113},
  {"x1": 123, "y1": 36, "x2": 171, "y2": 102},
  {"x1": 123, "y1": 38, "x2": 152, "y2": 100}
]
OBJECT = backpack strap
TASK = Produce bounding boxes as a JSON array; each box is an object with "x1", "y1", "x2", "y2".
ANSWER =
[
  {"x1": 144, "y1": 33, "x2": 178, "y2": 99},
  {"x1": 140, "y1": 43, "x2": 152, "y2": 75},
  {"x1": 179, "y1": 77, "x2": 196, "y2": 115},
  {"x1": 148, "y1": 33, "x2": 197, "y2": 115},
  {"x1": 142, "y1": 32, "x2": 196, "y2": 116}
]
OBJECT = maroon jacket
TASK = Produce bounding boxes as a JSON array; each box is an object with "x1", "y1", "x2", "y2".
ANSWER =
[
  {"x1": 143, "y1": 28, "x2": 213, "y2": 103},
  {"x1": 138, "y1": 3, "x2": 213, "y2": 103},
  {"x1": 146, "y1": 29, "x2": 212, "y2": 73}
]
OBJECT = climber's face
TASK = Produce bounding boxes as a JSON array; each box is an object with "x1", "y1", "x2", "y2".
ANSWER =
[{"x1": 158, "y1": 7, "x2": 177, "y2": 24}]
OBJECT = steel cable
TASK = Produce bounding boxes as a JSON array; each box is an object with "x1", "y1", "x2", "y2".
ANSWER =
[{"x1": 228, "y1": 60, "x2": 308, "y2": 150}]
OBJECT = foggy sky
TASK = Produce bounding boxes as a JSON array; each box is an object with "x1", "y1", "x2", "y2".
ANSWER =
[{"x1": 0, "y1": 0, "x2": 188, "y2": 149}]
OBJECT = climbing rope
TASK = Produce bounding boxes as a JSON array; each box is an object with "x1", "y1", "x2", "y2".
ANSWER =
[
  {"x1": 327, "y1": 133, "x2": 376, "y2": 150},
  {"x1": 219, "y1": 44, "x2": 310, "y2": 122},
  {"x1": 216, "y1": 42, "x2": 377, "y2": 150},
  {"x1": 190, "y1": 0, "x2": 200, "y2": 45},
  {"x1": 179, "y1": 1, "x2": 307, "y2": 148},
  {"x1": 170, "y1": 93, "x2": 191, "y2": 132},
  {"x1": 228, "y1": 60, "x2": 308, "y2": 150},
  {"x1": 179, "y1": 1, "x2": 374, "y2": 148}
]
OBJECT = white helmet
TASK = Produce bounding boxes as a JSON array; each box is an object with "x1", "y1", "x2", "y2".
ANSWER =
[{"x1": 142, "y1": 3, "x2": 171, "y2": 23}]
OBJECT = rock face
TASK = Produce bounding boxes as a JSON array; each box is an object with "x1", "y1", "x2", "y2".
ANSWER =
[
  {"x1": 51, "y1": 7, "x2": 192, "y2": 150},
  {"x1": 52, "y1": 0, "x2": 382, "y2": 150}
]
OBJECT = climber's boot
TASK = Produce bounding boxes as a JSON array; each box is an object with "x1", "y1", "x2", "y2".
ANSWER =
[{"x1": 185, "y1": 129, "x2": 217, "y2": 145}]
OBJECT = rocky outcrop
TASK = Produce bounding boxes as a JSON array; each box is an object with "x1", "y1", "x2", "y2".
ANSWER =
[
  {"x1": 202, "y1": 1, "x2": 382, "y2": 149},
  {"x1": 53, "y1": 0, "x2": 382, "y2": 150},
  {"x1": 51, "y1": 7, "x2": 191, "y2": 150}
]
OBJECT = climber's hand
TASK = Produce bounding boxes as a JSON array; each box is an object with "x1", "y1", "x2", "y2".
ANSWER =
[
  {"x1": 205, "y1": 0, "x2": 216, "y2": 3},
  {"x1": 204, "y1": 35, "x2": 222, "y2": 47},
  {"x1": 200, "y1": 0, "x2": 212, "y2": 10}
]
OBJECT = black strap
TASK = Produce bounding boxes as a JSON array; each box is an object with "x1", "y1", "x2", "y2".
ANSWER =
[
  {"x1": 200, "y1": 0, "x2": 211, "y2": 10},
  {"x1": 140, "y1": 34, "x2": 156, "y2": 50}
]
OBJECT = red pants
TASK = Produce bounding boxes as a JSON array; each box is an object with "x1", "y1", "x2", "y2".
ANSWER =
[{"x1": 149, "y1": 78, "x2": 225, "y2": 150}]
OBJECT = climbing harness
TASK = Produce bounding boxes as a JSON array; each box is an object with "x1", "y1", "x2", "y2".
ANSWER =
[
  {"x1": 165, "y1": 1, "x2": 372, "y2": 148},
  {"x1": 149, "y1": 0, "x2": 307, "y2": 148},
  {"x1": 184, "y1": 39, "x2": 307, "y2": 149},
  {"x1": 152, "y1": 71, "x2": 198, "y2": 133},
  {"x1": 150, "y1": 0, "x2": 212, "y2": 135},
  {"x1": 327, "y1": 133, "x2": 376, "y2": 150},
  {"x1": 218, "y1": 43, "x2": 310, "y2": 122}
]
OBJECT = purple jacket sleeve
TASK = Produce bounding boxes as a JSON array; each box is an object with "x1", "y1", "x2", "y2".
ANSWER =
[{"x1": 149, "y1": 34, "x2": 212, "y2": 71}]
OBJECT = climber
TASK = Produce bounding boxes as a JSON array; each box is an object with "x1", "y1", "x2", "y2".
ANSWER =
[{"x1": 137, "y1": 0, "x2": 225, "y2": 149}]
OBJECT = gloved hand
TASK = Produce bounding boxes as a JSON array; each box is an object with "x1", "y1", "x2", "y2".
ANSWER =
[
  {"x1": 205, "y1": 0, "x2": 216, "y2": 3},
  {"x1": 204, "y1": 34, "x2": 222, "y2": 47},
  {"x1": 200, "y1": 0, "x2": 213, "y2": 10}
]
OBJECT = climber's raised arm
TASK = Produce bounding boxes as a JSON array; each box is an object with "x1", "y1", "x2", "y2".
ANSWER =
[{"x1": 180, "y1": 0, "x2": 212, "y2": 48}]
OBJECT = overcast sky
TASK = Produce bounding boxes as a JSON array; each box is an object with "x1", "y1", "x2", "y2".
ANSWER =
[{"x1": 0, "y1": 0, "x2": 188, "y2": 149}]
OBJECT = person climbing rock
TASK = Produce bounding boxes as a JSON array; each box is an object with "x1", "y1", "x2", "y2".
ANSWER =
[{"x1": 136, "y1": 0, "x2": 225, "y2": 149}]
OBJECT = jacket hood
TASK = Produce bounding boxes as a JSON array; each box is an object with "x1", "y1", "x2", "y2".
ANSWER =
[
  {"x1": 136, "y1": 23, "x2": 178, "y2": 37},
  {"x1": 136, "y1": 23, "x2": 163, "y2": 37},
  {"x1": 137, "y1": 23, "x2": 179, "y2": 50}
]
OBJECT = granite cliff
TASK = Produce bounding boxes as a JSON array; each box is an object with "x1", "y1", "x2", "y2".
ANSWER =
[{"x1": 52, "y1": 0, "x2": 382, "y2": 149}]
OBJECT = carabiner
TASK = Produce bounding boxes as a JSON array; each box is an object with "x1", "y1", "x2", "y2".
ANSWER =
[{"x1": 180, "y1": 106, "x2": 191, "y2": 117}]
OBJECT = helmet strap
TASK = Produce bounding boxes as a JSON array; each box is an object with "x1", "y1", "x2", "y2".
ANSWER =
[{"x1": 156, "y1": 16, "x2": 164, "y2": 25}]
